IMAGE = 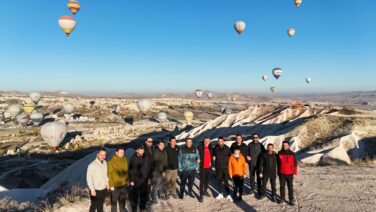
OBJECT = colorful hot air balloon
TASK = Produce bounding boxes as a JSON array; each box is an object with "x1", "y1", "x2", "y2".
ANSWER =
[
  {"x1": 184, "y1": 111, "x2": 194, "y2": 122},
  {"x1": 207, "y1": 92, "x2": 213, "y2": 99},
  {"x1": 157, "y1": 112, "x2": 168, "y2": 122},
  {"x1": 67, "y1": 0, "x2": 80, "y2": 15},
  {"x1": 137, "y1": 100, "x2": 152, "y2": 114},
  {"x1": 58, "y1": 16, "x2": 77, "y2": 37},
  {"x1": 63, "y1": 103, "x2": 75, "y2": 114},
  {"x1": 272, "y1": 68, "x2": 283, "y2": 79},
  {"x1": 40, "y1": 121, "x2": 67, "y2": 150},
  {"x1": 6, "y1": 104, "x2": 21, "y2": 118},
  {"x1": 287, "y1": 28, "x2": 296, "y2": 37},
  {"x1": 262, "y1": 75, "x2": 268, "y2": 81},
  {"x1": 29, "y1": 92, "x2": 42, "y2": 105},
  {"x1": 30, "y1": 111, "x2": 44, "y2": 126},
  {"x1": 23, "y1": 103, "x2": 35, "y2": 114},
  {"x1": 295, "y1": 0, "x2": 302, "y2": 7},
  {"x1": 306, "y1": 77, "x2": 312, "y2": 84},
  {"x1": 16, "y1": 112, "x2": 30, "y2": 128},
  {"x1": 195, "y1": 89, "x2": 203, "y2": 98},
  {"x1": 270, "y1": 86, "x2": 276, "y2": 93},
  {"x1": 234, "y1": 21, "x2": 246, "y2": 35}
]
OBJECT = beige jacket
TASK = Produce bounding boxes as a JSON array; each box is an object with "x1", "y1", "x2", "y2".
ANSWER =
[{"x1": 86, "y1": 158, "x2": 109, "y2": 191}]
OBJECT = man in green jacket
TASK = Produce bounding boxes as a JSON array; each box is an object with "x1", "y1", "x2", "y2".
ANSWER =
[
  {"x1": 151, "y1": 140, "x2": 168, "y2": 204},
  {"x1": 108, "y1": 146, "x2": 129, "y2": 212}
]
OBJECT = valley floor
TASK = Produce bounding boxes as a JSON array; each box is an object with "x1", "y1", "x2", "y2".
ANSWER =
[{"x1": 57, "y1": 165, "x2": 376, "y2": 212}]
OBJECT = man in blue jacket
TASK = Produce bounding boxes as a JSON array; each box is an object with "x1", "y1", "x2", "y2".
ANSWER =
[{"x1": 178, "y1": 138, "x2": 200, "y2": 199}]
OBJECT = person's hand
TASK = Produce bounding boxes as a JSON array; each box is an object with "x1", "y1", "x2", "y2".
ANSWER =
[
  {"x1": 247, "y1": 156, "x2": 251, "y2": 161},
  {"x1": 130, "y1": 182, "x2": 135, "y2": 187},
  {"x1": 90, "y1": 190, "x2": 96, "y2": 197},
  {"x1": 197, "y1": 159, "x2": 201, "y2": 163},
  {"x1": 229, "y1": 175, "x2": 232, "y2": 178},
  {"x1": 110, "y1": 187, "x2": 115, "y2": 191},
  {"x1": 148, "y1": 179, "x2": 151, "y2": 186},
  {"x1": 106, "y1": 185, "x2": 110, "y2": 190},
  {"x1": 162, "y1": 172, "x2": 166, "y2": 177},
  {"x1": 243, "y1": 175, "x2": 246, "y2": 179},
  {"x1": 213, "y1": 156, "x2": 216, "y2": 161},
  {"x1": 259, "y1": 173, "x2": 263, "y2": 178}
]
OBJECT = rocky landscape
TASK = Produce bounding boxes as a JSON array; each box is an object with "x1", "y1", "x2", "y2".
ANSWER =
[{"x1": 0, "y1": 91, "x2": 375, "y2": 211}]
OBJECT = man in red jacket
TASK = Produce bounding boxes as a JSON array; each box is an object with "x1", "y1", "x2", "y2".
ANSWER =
[{"x1": 277, "y1": 141, "x2": 298, "y2": 206}]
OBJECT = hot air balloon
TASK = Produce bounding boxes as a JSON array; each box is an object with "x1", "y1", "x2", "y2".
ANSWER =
[
  {"x1": 220, "y1": 106, "x2": 226, "y2": 114},
  {"x1": 67, "y1": 0, "x2": 80, "y2": 15},
  {"x1": 30, "y1": 111, "x2": 44, "y2": 126},
  {"x1": 262, "y1": 75, "x2": 268, "y2": 81},
  {"x1": 287, "y1": 28, "x2": 296, "y2": 37},
  {"x1": 306, "y1": 77, "x2": 312, "y2": 84},
  {"x1": 184, "y1": 111, "x2": 194, "y2": 123},
  {"x1": 63, "y1": 103, "x2": 75, "y2": 114},
  {"x1": 224, "y1": 108, "x2": 233, "y2": 115},
  {"x1": 137, "y1": 100, "x2": 152, "y2": 114},
  {"x1": 295, "y1": 0, "x2": 302, "y2": 7},
  {"x1": 207, "y1": 92, "x2": 213, "y2": 99},
  {"x1": 234, "y1": 21, "x2": 246, "y2": 35},
  {"x1": 6, "y1": 104, "x2": 21, "y2": 118},
  {"x1": 23, "y1": 103, "x2": 35, "y2": 115},
  {"x1": 195, "y1": 89, "x2": 203, "y2": 98},
  {"x1": 41, "y1": 121, "x2": 67, "y2": 150},
  {"x1": 157, "y1": 112, "x2": 168, "y2": 122},
  {"x1": 270, "y1": 86, "x2": 276, "y2": 93},
  {"x1": 29, "y1": 92, "x2": 42, "y2": 105},
  {"x1": 58, "y1": 16, "x2": 77, "y2": 37},
  {"x1": 16, "y1": 112, "x2": 30, "y2": 128},
  {"x1": 89, "y1": 100, "x2": 95, "y2": 108},
  {"x1": 112, "y1": 104, "x2": 121, "y2": 115},
  {"x1": 191, "y1": 100, "x2": 199, "y2": 107},
  {"x1": 272, "y1": 68, "x2": 283, "y2": 79}
]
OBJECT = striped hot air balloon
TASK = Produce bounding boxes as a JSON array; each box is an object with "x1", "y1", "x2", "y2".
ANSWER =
[
  {"x1": 58, "y1": 16, "x2": 77, "y2": 37},
  {"x1": 23, "y1": 103, "x2": 35, "y2": 114},
  {"x1": 295, "y1": 0, "x2": 302, "y2": 7},
  {"x1": 234, "y1": 21, "x2": 246, "y2": 35},
  {"x1": 67, "y1": 0, "x2": 81, "y2": 15}
]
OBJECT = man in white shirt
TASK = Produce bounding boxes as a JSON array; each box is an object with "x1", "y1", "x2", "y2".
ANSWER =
[{"x1": 86, "y1": 147, "x2": 109, "y2": 212}]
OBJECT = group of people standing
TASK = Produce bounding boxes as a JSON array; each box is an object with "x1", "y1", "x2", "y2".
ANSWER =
[{"x1": 86, "y1": 134, "x2": 297, "y2": 212}]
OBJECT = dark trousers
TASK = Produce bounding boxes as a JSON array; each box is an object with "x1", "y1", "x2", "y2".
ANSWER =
[
  {"x1": 216, "y1": 168, "x2": 230, "y2": 195},
  {"x1": 249, "y1": 165, "x2": 262, "y2": 194},
  {"x1": 232, "y1": 176, "x2": 244, "y2": 198},
  {"x1": 279, "y1": 174, "x2": 294, "y2": 202},
  {"x1": 129, "y1": 181, "x2": 148, "y2": 212},
  {"x1": 180, "y1": 170, "x2": 197, "y2": 195},
  {"x1": 199, "y1": 168, "x2": 211, "y2": 197},
  {"x1": 261, "y1": 175, "x2": 276, "y2": 197},
  {"x1": 111, "y1": 186, "x2": 127, "y2": 212},
  {"x1": 89, "y1": 189, "x2": 107, "y2": 212}
]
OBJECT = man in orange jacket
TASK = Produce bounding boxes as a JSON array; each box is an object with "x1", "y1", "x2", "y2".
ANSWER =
[{"x1": 228, "y1": 147, "x2": 247, "y2": 202}]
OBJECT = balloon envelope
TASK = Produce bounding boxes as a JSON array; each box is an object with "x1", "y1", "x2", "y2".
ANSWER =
[
  {"x1": 16, "y1": 112, "x2": 30, "y2": 127},
  {"x1": 224, "y1": 108, "x2": 233, "y2": 115},
  {"x1": 207, "y1": 92, "x2": 213, "y2": 99},
  {"x1": 157, "y1": 112, "x2": 168, "y2": 122},
  {"x1": 30, "y1": 111, "x2": 44, "y2": 126},
  {"x1": 287, "y1": 28, "x2": 296, "y2": 37},
  {"x1": 270, "y1": 87, "x2": 276, "y2": 93},
  {"x1": 234, "y1": 21, "x2": 246, "y2": 35},
  {"x1": 295, "y1": 0, "x2": 302, "y2": 7},
  {"x1": 137, "y1": 100, "x2": 152, "y2": 113},
  {"x1": 6, "y1": 104, "x2": 21, "y2": 118},
  {"x1": 23, "y1": 103, "x2": 35, "y2": 114},
  {"x1": 67, "y1": 0, "x2": 80, "y2": 15},
  {"x1": 184, "y1": 111, "x2": 194, "y2": 122},
  {"x1": 58, "y1": 16, "x2": 77, "y2": 37},
  {"x1": 63, "y1": 103, "x2": 75, "y2": 114},
  {"x1": 195, "y1": 89, "x2": 203, "y2": 98},
  {"x1": 41, "y1": 121, "x2": 67, "y2": 148},
  {"x1": 306, "y1": 77, "x2": 312, "y2": 84},
  {"x1": 262, "y1": 75, "x2": 268, "y2": 81},
  {"x1": 29, "y1": 92, "x2": 42, "y2": 104},
  {"x1": 272, "y1": 68, "x2": 283, "y2": 79}
]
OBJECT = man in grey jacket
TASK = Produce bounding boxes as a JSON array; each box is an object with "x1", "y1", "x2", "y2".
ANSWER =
[{"x1": 87, "y1": 147, "x2": 109, "y2": 212}]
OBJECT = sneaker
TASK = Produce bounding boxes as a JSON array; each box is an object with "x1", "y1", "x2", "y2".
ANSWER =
[
  {"x1": 199, "y1": 197, "x2": 203, "y2": 203},
  {"x1": 215, "y1": 194, "x2": 224, "y2": 200},
  {"x1": 271, "y1": 196, "x2": 277, "y2": 202},
  {"x1": 226, "y1": 195, "x2": 233, "y2": 202},
  {"x1": 179, "y1": 193, "x2": 184, "y2": 199},
  {"x1": 288, "y1": 201, "x2": 295, "y2": 206},
  {"x1": 248, "y1": 191, "x2": 254, "y2": 196},
  {"x1": 258, "y1": 195, "x2": 265, "y2": 200},
  {"x1": 204, "y1": 191, "x2": 211, "y2": 197},
  {"x1": 277, "y1": 199, "x2": 285, "y2": 204},
  {"x1": 172, "y1": 194, "x2": 178, "y2": 199}
]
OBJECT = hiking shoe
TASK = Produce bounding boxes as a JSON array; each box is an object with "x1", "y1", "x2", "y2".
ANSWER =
[
  {"x1": 226, "y1": 195, "x2": 233, "y2": 202},
  {"x1": 271, "y1": 196, "x2": 277, "y2": 202},
  {"x1": 199, "y1": 197, "x2": 203, "y2": 203},
  {"x1": 215, "y1": 194, "x2": 224, "y2": 200}
]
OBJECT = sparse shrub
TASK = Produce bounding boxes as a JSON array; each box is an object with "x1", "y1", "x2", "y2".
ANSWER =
[
  {"x1": 0, "y1": 197, "x2": 35, "y2": 212},
  {"x1": 338, "y1": 107, "x2": 360, "y2": 115}
]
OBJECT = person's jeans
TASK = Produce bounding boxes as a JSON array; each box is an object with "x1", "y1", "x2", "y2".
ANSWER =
[
  {"x1": 111, "y1": 186, "x2": 127, "y2": 212},
  {"x1": 165, "y1": 169, "x2": 178, "y2": 195},
  {"x1": 180, "y1": 170, "x2": 197, "y2": 195},
  {"x1": 89, "y1": 189, "x2": 107, "y2": 212},
  {"x1": 151, "y1": 172, "x2": 165, "y2": 201}
]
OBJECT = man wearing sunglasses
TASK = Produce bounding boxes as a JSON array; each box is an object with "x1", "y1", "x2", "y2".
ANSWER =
[
  {"x1": 143, "y1": 137, "x2": 154, "y2": 203},
  {"x1": 247, "y1": 133, "x2": 265, "y2": 197}
]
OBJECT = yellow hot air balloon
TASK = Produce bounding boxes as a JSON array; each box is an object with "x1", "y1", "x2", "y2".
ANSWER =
[
  {"x1": 184, "y1": 111, "x2": 194, "y2": 122},
  {"x1": 23, "y1": 103, "x2": 35, "y2": 114},
  {"x1": 295, "y1": 0, "x2": 302, "y2": 7},
  {"x1": 58, "y1": 16, "x2": 77, "y2": 37},
  {"x1": 67, "y1": 0, "x2": 80, "y2": 15}
]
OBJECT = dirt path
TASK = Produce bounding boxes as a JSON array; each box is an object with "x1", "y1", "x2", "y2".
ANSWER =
[{"x1": 57, "y1": 165, "x2": 376, "y2": 212}]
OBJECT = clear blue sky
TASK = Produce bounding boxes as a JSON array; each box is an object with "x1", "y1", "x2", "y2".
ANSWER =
[{"x1": 0, "y1": 0, "x2": 375, "y2": 94}]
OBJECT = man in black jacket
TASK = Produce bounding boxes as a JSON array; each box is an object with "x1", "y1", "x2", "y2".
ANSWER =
[
  {"x1": 247, "y1": 133, "x2": 265, "y2": 196},
  {"x1": 143, "y1": 137, "x2": 153, "y2": 203},
  {"x1": 197, "y1": 137, "x2": 214, "y2": 203},
  {"x1": 165, "y1": 136, "x2": 180, "y2": 199},
  {"x1": 151, "y1": 140, "x2": 168, "y2": 204},
  {"x1": 258, "y1": 143, "x2": 278, "y2": 202},
  {"x1": 213, "y1": 136, "x2": 232, "y2": 202},
  {"x1": 230, "y1": 134, "x2": 248, "y2": 158},
  {"x1": 129, "y1": 144, "x2": 151, "y2": 212}
]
